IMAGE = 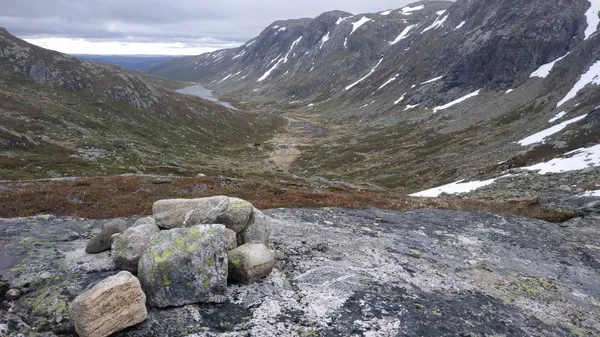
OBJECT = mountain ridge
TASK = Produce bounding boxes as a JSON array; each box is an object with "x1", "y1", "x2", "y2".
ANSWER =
[{"x1": 149, "y1": 0, "x2": 600, "y2": 197}]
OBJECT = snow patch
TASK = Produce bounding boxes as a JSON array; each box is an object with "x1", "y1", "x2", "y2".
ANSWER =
[
  {"x1": 421, "y1": 76, "x2": 443, "y2": 85},
  {"x1": 336, "y1": 16, "x2": 353, "y2": 25},
  {"x1": 584, "y1": 0, "x2": 600, "y2": 39},
  {"x1": 219, "y1": 74, "x2": 233, "y2": 83},
  {"x1": 401, "y1": 5, "x2": 425, "y2": 15},
  {"x1": 505, "y1": 89, "x2": 514, "y2": 94},
  {"x1": 404, "y1": 104, "x2": 420, "y2": 111},
  {"x1": 390, "y1": 25, "x2": 415, "y2": 45},
  {"x1": 378, "y1": 75, "x2": 398, "y2": 90},
  {"x1": 582, "y1": 190, "x2": 600, "y2": 197},
  {"x1": 433, "y1": 90, "x2": 481, "y2": 113},
  {"x1": 557, "y1": 60, "x2": 600, "y2": 107},
  {"x1": 530, "y1": 53, "x2": 569, "y2": 78},
  {"x1": 410, "y1": 177, "x2": 505, "y2": 197},
  {"x1": 319, "y1": 32, "x2": 330, "y2": 49},
  {"x1": 350, "y1": 17, "x2": 373, "y2": 35},
  {"x1": 380, "y1": 10, "x2": 392, "y2": 15},
  {"x1": 345, "y1": 58, "x2": 383, "y2": 91},
  {"x1": 394, "y1": 93, "x2": 406, "y2": 105},
  {"x1": 549, "y1": 111, "x2": 567, "y2": 123},
  {"x1": 344, "y1": 38, "x2": 348, "y2": 48},
  {"x1": 523, "y1": 144, "x2": 600, "y2": 174},
  {"x1": 232, "y1": 50, "x2": 246, "y2": 60},
  {"x1": 518, "y1": 114, "x2": 587, "y2": 146},
  {"x1": 454, "y1": 21, "x2": 466, "y2": 30},
  {"x1": 257, "y1": 36, "x2": 302, "y2": 82},
  {"x1": 422, "y1": 11, "x2": 448, "y2": 33}
]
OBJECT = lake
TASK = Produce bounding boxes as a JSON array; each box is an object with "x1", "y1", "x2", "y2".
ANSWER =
[{"x1": 176, "y1": 85, "x2": 235, "y2": 109}]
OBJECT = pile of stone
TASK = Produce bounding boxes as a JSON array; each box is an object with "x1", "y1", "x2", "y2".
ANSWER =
[{"x1": 70, "y1": 196, "x2": 276, "y2": 337}]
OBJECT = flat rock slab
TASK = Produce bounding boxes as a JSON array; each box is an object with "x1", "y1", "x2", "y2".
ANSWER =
[{"x1": 1, "y1": 209, "x2": 600, "y2": 336}]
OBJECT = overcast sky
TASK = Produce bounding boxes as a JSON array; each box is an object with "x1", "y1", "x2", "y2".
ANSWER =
[{"x1": 2, "y1": 0, "x2": 421, "y2": 55}]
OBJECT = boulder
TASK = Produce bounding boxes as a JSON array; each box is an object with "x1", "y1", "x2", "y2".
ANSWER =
[
  {"x1": 138, "y1": 224, "x2": 229, "y2": 307},
  {"x1": 131, "y1": 216, "x2": 157, "y2": 228},
  {"x1": 152, "y1": 197, "x2": 273, "y2": 246},
  {"x1": 5, "y1": 288, "x2": 20, "y2": 301},
  {"x1": 216, "y1": 197, "x2": 254, "y2": 233},
  {"x1": 238, "y1": 209, "x2": 272, "y2": 246},
  {"x1": 152, "y1": 196, "x2": 229, "y2": 229},
  {"x1": 86, "y1": 219, "x2": 130, "y2": 254},
  {"x1": 225, "y1": 228, "x2": 238, "y2": 250},
  {"x1": 112, "y1": 217, "x2": 160, "y2": 272},
  {"x1": 228, "y1": 244, "x2": 276, "y2": 284},
  {"x1": 69, "y1": 271, "x2": 147, "y2": 337}
]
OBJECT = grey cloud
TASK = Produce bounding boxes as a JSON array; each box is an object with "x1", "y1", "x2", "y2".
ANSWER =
[{"x1": 2, "y1": 0, "x2": 424, "y2": 43}]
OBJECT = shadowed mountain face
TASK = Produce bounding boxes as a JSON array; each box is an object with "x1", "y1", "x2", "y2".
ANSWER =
[
  {"x1": 150, "y1": 0, "x2": 600, "y2": 192},
  {"x1": 0, "y1": 29, "x2": 284, "y2": 180}
]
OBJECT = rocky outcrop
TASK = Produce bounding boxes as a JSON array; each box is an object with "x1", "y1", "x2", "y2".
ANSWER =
[
  {"x1": 137, "y1": 224, "x2": 229, "y2": 307},
  {"x1": 86, "y1": 219, "x2": 130, "y2": 254},
  {"x1": 228, "y1": 244, "x2": 276, "y2": 284},
  {"x1": 3, "y1": 207, "x2": 599, "y2": 336},
  {"x1": 69, "y1": 271, "x2": 147, "y2": 337},
  {"x1": 111, "y1": 217, "x2": 160, "y2": 272}
]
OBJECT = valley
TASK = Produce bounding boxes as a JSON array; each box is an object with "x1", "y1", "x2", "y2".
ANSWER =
[{"x1": 1, "y1": 0, "x2": 600, "y2": 336}]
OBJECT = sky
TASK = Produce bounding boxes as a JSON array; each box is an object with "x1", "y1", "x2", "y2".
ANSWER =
[{"x1": 2, "y1": 0, "x2": 421, "y2": 55}]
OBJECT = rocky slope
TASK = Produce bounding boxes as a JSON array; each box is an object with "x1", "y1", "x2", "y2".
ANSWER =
[
  {"x1": 2, "y1": 207, "x2": 600, "y2": 336},
  {"x1": 149, "y1": 0, "x2": 600, "y2": 197},
  {"x1": 0, "y1": 28, "x2": 284, "y2": 180}
]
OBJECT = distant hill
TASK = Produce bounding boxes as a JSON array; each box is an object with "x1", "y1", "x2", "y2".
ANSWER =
[
  {"x1": 73, "y1": 54, "x2": 177, "y2": 72},
  {"x1": 0, "y1": 28, "x2": 284, "y2": 180}
]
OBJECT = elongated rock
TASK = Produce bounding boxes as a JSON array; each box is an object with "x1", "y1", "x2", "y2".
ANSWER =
[
  {"x1": 69, "y1": 271, "x2": 147, "y2": 337},
  {"x1": 152, "y1": 196, "x2": 229, "y2": 229}
]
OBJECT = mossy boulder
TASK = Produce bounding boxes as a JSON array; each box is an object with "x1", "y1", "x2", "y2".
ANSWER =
[{"x1": 137, "y1": 224, "x2": 229, "y2": 308}]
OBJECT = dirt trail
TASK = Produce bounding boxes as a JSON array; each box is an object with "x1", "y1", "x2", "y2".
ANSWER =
[{"x1": 264, "y1": 115, "x2": 325, "y2": 172}]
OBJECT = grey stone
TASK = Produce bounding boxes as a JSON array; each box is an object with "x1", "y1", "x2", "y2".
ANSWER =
[
  {"x1": 238, "y1": 208, "x2": 272, "y2": 246},
  {"x1": 152, "y1": 196, "x2": 229, "y2": 229},
  {"x1": 228, "y1": 244, "x2": 276, "y2": 284},
  {"x1": 558, "y1": 185, "x2": 572, "y2": 193},
  {"x1": 131, "y1": 216, "x2": 157, "y2": 228},
  {"x1": 112, "y1": 217, "x2": 160, "y2": 273},
  {"x1": 138, "y1": 224, "x2": 229, "y2": 307},
  {"x1": 216, "y1": 197, "x2": 254, "y2": 233},
  {"x1": 225, "y1": 228, "x2": 238, "y2": 250},
  {"x1": 86, "y1": 219, "x2": 130, "y2": 254},
  {"x1": 5, "y1": 288, "x2": 21, "y2": 301}
]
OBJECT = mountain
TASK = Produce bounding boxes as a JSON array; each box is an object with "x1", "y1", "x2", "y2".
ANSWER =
[
  {"x1": 0, "y1": 28, "x2": 284, "y2": 180},
  {"x1": 149, "y1": 0, "x2": 600, "y2": 198},
  {"x1": 73, "y1": 55, "x2": 178, "y2": 72}
]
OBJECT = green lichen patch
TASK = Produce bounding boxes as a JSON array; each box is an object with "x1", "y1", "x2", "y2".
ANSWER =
[{"x1": 153, "y1": 248, "x2": 173, "y2": 263}]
